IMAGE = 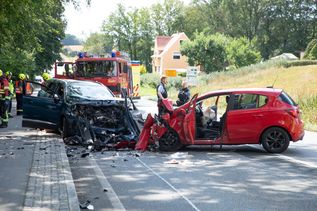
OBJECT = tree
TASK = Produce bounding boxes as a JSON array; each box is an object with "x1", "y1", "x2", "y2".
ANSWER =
[
  {"x1": 62, "y1": 34, "x2": 82, "y2": 45},
  {"x1": 84, "y1": 33, "x2": 114, "y2": 55},
  {"x1": 0, "y1": 0, "x2": 89, "y2": 76},
  {"x1": 151, "y1": 0, "x2": 186, "y2": 35},
  {"x1": 181, "y1": 32, "x2": 227, "y2": 73},
  {"x1": 304, "y1": 39, "x2": 317, "y2": 60},
  {"x1": 226, "y1": 37, "x2": 261, "y2": 68}
]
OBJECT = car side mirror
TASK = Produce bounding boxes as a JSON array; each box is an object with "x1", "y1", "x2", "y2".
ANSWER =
[{"x1": 53, "y1": 94, "x2": 60, "y2": 103}]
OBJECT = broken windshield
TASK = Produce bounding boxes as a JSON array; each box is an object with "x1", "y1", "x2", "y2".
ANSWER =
[{"x1": 66, "y1": 81, "x2": 114, "y2": 102}]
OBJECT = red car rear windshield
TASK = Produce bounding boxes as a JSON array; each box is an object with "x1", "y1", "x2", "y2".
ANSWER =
[{"x1": 279, "y1": 91, "x2": 297, "y2": 106}]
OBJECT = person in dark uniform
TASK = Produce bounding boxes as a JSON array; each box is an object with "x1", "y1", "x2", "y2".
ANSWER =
[
  {"x1": 156, "y1": 75, "x2": 168, "y2": 115},
  {"x1": 176, "y1": 80, "x2": 190, "y2": 106}
]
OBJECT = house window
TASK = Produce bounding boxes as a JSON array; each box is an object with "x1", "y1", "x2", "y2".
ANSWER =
[{"x1": 173, "y1": 52, "x2": 181, "y2": 60}]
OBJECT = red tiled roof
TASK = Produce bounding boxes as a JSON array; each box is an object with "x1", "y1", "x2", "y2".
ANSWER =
[{"x1": 155, "y1": 36, "x2": 172, "y2": 50}]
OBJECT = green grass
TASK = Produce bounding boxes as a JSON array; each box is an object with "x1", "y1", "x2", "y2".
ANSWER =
[{"x1": 141, "y1": 60, "x2": 317, "y2": 131}]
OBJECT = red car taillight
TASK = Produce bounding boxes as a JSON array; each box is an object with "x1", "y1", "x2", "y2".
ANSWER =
[{"x1": 286, "y1": 108, "x2": 299, "y2": 118}]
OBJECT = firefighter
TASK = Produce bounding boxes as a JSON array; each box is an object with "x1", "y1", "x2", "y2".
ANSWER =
[
  {"x1": 156, "y1": 75, "x2": 168, "y2": 115},
  {"x1": 42, "y1": 72, "x2": 51, "y2": 84},
  {"x1": 0, "y1": 69, "x2": 10, "y2": 128},
  {"x1": 5, "y1": 71, "x2": 14, "y2": 118},
  {"x1": 15, "y1": 73, "x2": 26, "y2": 115},
  {"x1": 25, "y1": 74, "x2": 34, "y2": 95}
]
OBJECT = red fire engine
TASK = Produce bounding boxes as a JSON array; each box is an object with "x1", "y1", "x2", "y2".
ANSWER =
[{"x1": 55, "y1": 51, "x2": 133, "y2": 97}]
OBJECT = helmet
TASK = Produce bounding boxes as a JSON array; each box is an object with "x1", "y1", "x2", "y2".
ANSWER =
[
  {"x1": 42, "y1": 72, "x2": 51, "y2": 81},
  {"x1": 0, "y1": 69, "x2": 2, "y2": 76},
  {"x1": 5, "y1": 71, "x2": 12, "y2": 77},
  {"x1": 19, "y1": 73, "x2": 26, "y2": 80}
]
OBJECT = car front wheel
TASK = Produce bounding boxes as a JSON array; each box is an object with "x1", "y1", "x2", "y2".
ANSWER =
[
  {"x1": 261, "y1": 127, "x2": 290, "y2": 153},
  {"x1": 62, "y1": 117, "x2": 71, "y2": 139},
  {"x1": 159, "y1": 129, "x2": 182, "y2": 151}
]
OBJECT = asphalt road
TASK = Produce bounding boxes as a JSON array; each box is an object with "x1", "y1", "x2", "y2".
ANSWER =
[{"x1": 68, "y1": 97, "x2": 317, "y2": 211}]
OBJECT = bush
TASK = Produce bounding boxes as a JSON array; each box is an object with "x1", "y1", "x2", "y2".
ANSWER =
[
  {"x1": 140, "y1": 73, "x2": 183, "y2": 90},
  {"x1": 140, "y1": 73, "x2": 160, "y2": 88},
  {"x1": 178, "y1": 72, "x2": 186, "y2": 77},
  {"x1": 283, "y1": 60, "x2": 317, "y2": 68},
  {"x1": 166, "y1": 76, "x2": 183, "y2": 89},
  {"x1": 303, "y1": 39, "x2": 317, "y2": 59}
]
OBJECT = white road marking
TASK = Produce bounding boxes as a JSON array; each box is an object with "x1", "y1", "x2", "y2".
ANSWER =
[
  {"x1": 90, "y1": 157, "x2": 126, "y2": 211},
  {"x1": 136, "y1": 157, "x2": 201, "y2": 211},
  {"x1": 247, "y1": 145, "x2": 317, "y2": 168}
]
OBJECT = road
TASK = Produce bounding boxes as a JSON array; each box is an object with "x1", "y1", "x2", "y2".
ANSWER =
[{"x1": 68, "y1": 98, "x2": 317, "y2": 211}]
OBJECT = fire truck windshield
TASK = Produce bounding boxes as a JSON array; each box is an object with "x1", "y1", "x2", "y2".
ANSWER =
[{"x1": 76, "y1": 60, "x2": 117, "y2": 77}]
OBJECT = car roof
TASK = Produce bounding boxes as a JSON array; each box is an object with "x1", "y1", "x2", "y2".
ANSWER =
[
  {"x1": 50, "y1": 78, "x2": 102, "y2": 86},
  {"x1": 200, "y1": 88, "x2": 283, "y2": 98}
]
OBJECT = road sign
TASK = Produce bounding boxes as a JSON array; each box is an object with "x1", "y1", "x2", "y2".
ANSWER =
[
  {"x1": 186, "y1": 66, "x2": 198, "y2": 86},
  {"x1": 165, "y1": 69, "x2": 177, "y2": 77}
]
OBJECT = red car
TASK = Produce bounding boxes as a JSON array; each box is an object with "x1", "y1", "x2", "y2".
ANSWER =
[{"x1": 136, "y1": 88, "x2": 304, "y2": 153}]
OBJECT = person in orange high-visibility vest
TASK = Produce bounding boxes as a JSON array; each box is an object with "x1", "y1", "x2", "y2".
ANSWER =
[
  {"x1": 25, "y1": 74, "x2": 34, "y2": 95},
  {"x1": 15, "y1": 73, "x2": 26, "y2": 115},
  {"x1": 0, "y1": 69, "x2": 10, "y2": 128}
]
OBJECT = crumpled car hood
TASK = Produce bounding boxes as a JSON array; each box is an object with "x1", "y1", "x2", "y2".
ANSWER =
[{"x1": 65, "y1": 99, "x2": 142, "y2": 150}]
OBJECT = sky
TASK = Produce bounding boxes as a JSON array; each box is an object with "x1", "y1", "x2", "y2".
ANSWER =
[{"x1": 64, "y1": 0, "x2": 190, "y2": 40}]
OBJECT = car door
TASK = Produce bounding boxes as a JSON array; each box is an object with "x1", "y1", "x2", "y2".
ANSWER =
[
  {"x1": 183, "y1": 94, "x2": 198, "y2": 144},
  {"x1": 22, "y1": 81, "x2": 63, "y2": 130},
  {"x1": 226, "y1": 93, "x2": 268, "y2": 144}
]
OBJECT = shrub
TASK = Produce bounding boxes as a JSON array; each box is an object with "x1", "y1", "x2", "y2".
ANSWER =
[
  {"x1": 166, "y1": 76, "x2": 183, "y2": 89},
  {"x1": 140, "y1": 73, "x2": 183, "y2": 90},
  {"x1": 140, "y1": 73, "x2": 160, "y2": 88},
  {"x1": 303, "y1": 39, "x2": 317, "y2": 59},
  {"x1": 283, "y1": 60, "x2": 317, "y2": 68}
]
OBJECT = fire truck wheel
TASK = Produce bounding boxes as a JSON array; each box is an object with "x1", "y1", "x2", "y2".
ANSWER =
[{"x1": 159, "y1": 129, "x2": 183, "y2": 151}]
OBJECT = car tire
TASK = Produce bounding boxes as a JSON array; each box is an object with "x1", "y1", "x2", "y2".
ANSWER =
[
  {"x1": 62, "y1": 117, "x2": 71, "y2": 139},
  {"x1": 261, "y1": 127, "x2": 290, "y2": 153},
  {"x1": 159, "y1": 129, "x2": 182, "y2": 151}
]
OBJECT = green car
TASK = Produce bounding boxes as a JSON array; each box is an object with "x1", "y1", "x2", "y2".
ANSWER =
[{"x1": 22, "y1": 79, "x2": 141, "y2": 149}]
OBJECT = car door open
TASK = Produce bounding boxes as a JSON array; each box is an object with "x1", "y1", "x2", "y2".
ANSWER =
[{"x1": 22, "y1": 81, "x2": 63, "y2": 131}]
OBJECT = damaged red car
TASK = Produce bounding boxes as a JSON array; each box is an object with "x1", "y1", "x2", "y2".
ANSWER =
[{"x1": 137, "y1": 88, "x2": 304, "y2": 153}]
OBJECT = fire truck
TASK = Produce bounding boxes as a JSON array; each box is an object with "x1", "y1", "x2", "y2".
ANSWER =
[{"x1": 55, "y1": 51, "x2": 133, "y2": 97}]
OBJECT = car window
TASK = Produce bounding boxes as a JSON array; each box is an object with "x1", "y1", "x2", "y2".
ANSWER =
[
  {"x1": 199, "y1": 94, "x2": 229, "y2": 121},
  {"x1": 279, "y1": 91, "x2": 297, "y2": 106},
  {"x1": 66, "y1": 81, "x2": 114, "y2": 102},
  {"x1": 233, "y1": 94, "x2": 268, "y2": 110}
]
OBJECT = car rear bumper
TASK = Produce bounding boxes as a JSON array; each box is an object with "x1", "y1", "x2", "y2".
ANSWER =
[{"x1": 291, "y1": 120, "x2": 305, "y2": 142}]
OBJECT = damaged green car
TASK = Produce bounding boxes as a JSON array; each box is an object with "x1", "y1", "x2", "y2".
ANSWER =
[{"x1": 22, "y1": 79, "x2": 142, "y2": 149}]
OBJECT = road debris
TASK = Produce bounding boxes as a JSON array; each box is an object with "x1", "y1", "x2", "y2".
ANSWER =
[
  {"x1": 79, "y1": 200, "x2": 94, "y2": 210},
  {"x1": 170, "y1": 152, "x2": 189, "y2": 159},
  {"x1": 164, "y1": 159, "x2": 179, "y2": 164},
  {"x1": 81, "y1": 152, "x2": 90, "y2": 158}
]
